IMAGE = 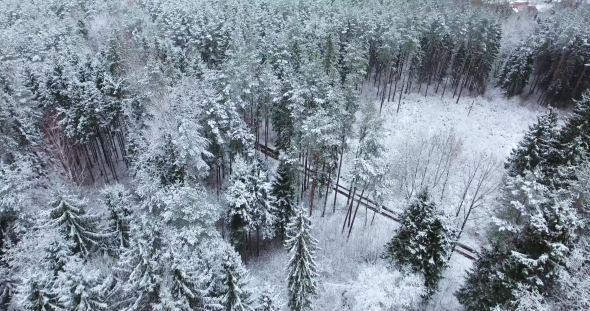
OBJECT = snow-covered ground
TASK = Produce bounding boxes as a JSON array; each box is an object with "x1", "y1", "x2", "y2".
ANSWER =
[
  {"x1": 381, "y1": 90, "x2": 544, "y2": 160},
  {"x1": 249, "y1": 89, "x2": 547, "y2": 310}
]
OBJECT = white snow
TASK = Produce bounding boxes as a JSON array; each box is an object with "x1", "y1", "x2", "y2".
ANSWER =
[{"x1": 381, "y1": 90, "x2": 544, "y2": 161}]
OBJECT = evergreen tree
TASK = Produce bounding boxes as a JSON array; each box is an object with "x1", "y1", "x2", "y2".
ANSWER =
[
  {"x1": 271, "y1": 83, "x2": 295, "y2": 152},
  {"x1": 13, "y1": 233, "x2": 72, "y2": 311},
  {"x1": 498, "y1": 45, "x2": 534, "y2": 97},
  {"x1": 220, "y1": 254, "x2": 253, "y2": 311},
  {"x1": 226, "y1": 159, "x2": 275, "y2": 256},
  {"x1": 505, "y1": 110, "x2": 558, "y2": 178},
  {"x1": 285, "y1": 205, "x2": 319, "y2": 311},
  {"x1": 55, "y1": 260, "x2": 109, "y2": 311},
  {"x1": 226, "y1": 167, "x2": 254, "y2": 254},
  {"x1": 0, "y1": 266, "x2": 14, "y2": 309},
  {"x1": 558, "y1": 90, "x2": 590, "y2": 167},
  {"x1": 249, "y1": 162, "x2": 277, "y2": 245},
  {"x1": 48, "y1": 189, "x2": 107, "y2": 257},
  {"x1": 271, "y1": 158, "x2": 296, "y2": 240},
  {"x1": 384, "y1": 189, "x2": 456, "y2": 295},
  {"x1": 457, "y1": 190, "x2": 578, "y2": 310},
  {"x1": 456, "y1": 244, "x2": 515, "y2": 311},
  {"x1": 17, "y1": 276, "x2": 62, "y2": 311},
  {"x1": 256, "y1": 286, "x2": 281, "y2": 311},
  {"x1": 101, "y1": 184, "x2": 133, "y2": 251},
  {"x1": 119, "y1": 221, "x2": 164, "y2": 309},
  {"x1": 169, "y1": 259, "x2": 208, "y2": 310}
]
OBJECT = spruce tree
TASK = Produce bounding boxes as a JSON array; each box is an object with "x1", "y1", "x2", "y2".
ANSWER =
[
  {"x1": 285, "y1": 205, "x2": 319, "y2": 311},
  {"x1": 271, "y1": 86, "x2": 294, "y2": 152},
  {"x1": 256, "y1": 286, "x2": 281, "y2": 311},
  {"x1": 55, "y1": 260, "x2": 109, "y2": 311},
  {"x1": 455, "y1": 245, "x2": 514, "y2": 311},
  {"x1": 271, "y1": 158, "x2": 296, "y2": 240},
  {"x1": 457, "y1": 190, "x2": 578, "y2": 310},
  {"x1": 220, "y1": 254, "x2": 253, "y2": 311},
  {"x1": 384, "y1": 189, "x2": 456, "y2": 295},
  {"x1": 249, "y1": 163, "x2": 277, "y2": 245},
  {"x1": 48, "y1": 190, "x2": 107, "y2": 257},
  {"x1": 504, "y1": 110, "x2": 558, "y2": 178},
  {"x1": 17, "y1": 276, "x2": 62, "y2": 311},
  {"x1": 119, "y1": 222, "x2": 164, "y2": 309},
  {"x1": 558, "y1": 90, "x2": 590, "y2": 167},
  {"x1": 101, "y1": 184, "x2": 132, "y2": 251}
]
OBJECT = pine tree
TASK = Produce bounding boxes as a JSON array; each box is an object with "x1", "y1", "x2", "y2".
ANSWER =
[
  {"x1": 271, "y1": 158, "x2": 296, "y2": 240},
  {"x1": 505, "y1": 110, "x2": 558, "y2": 178},
  {"x1": 384, "y1": 189, "x2": 456, "y2": 295},
  {"x1": 285, "y1": 205, "x2": 319, "y2": 311},
  {"x1": 498, "y1": 45, "x2": 534, "y2": 97},
  {"x1": 226, "y1": 159, "x2": 275, "y2": 256},
  {"x1": 226, "y1": 168, "x2": 254, "y2": 254},
  {"x1": 271, "y1": 84, "x2": 295, "y2": 152},
  {"x1": 48, "y1": 189, "x2": 107, "y2": 257}
]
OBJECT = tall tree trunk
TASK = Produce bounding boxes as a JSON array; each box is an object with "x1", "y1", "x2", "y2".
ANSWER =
[
  {"x1": 448, "y1": 205, "x2": 473, "y2": 260},
  {"x1": 347, "y1": 186, "x2": 366, "y2": 239},
  {"x1": 322, "y1": 169, "x2": 332, "y2": 217},
  {"x1": 333, "y1": 146, "x2": 345, "y2": 213},
  {"x1": 342, "y1": 185, "x2": 356, "y2": 233},
  {"x1": 572, "y1": 66, "x2": 588, "y2": 99},
  {"x1": 309, "y1": 156, "x2": 319, "y2": 216}
]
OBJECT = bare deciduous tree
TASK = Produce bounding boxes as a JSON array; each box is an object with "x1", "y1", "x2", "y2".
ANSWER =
[
  {"x1": 392, "y1": 131, "x2": 462, "y2": 202},
  {"x1": 449, "y1": 152, "x2": 500, "y2": 259}
]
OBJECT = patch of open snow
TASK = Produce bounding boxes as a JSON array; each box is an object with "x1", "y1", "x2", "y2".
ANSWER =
[{"x1": 380, "y1": 90, "x2": 544, "y2": 161}]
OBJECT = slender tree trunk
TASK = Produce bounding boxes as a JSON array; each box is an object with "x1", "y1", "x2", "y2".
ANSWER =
[
  {"x1": 347, "y1": 187, "x2": 366, "y2": 239},
  {"x1": 309, "y1": 157, "x2": 319, "y2": 216},
  {"x1": 301, "y1": 151, "x2": 308, "y2": 200},
  {"x1": 529, "y1": 73, "x2": 540, "y2": 95},
  {"x1": 448, "y1": 205, "x2": 473, "y2": 260},
  {"x1": 82, "y1": 146, "x2": 95, "y2": 183},
  {"x1": 387, "y1": 64, "x2": 395, "y2": 102},
  {"x1": 397, "y1": 72, "x2": 406, "y2": 113},
  {"x1": 342, "y1": 185, "x2": 356, "y2": 233},
  {"x1": 322, "y1": 169, "x2": 332, "y2": 217},
  {"x1": 456, "y1": 60, "x2": 473, "y2": 104},
  {"x1": 333, "y1": 146, "x2": 345, "y2": 213},
  {"x1": 572, "y1": 66, "x2": 587, "y2": 99}
]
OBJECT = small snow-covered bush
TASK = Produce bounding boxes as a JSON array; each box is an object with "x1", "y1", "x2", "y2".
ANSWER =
[{"x1": 346, "y1": 265, "x2": 425, "y2": 311}]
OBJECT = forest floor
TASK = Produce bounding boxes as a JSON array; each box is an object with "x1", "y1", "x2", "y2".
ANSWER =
[{"x1": 248, "y1": 88, "x2": 547, "y2": 310}]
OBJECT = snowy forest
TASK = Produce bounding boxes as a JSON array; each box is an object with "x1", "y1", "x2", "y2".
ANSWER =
[{"x1": 1, "y1": 0, "x2": 590, "y2": 310}]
